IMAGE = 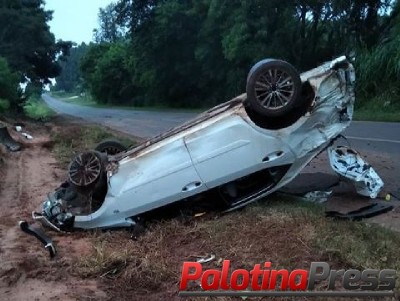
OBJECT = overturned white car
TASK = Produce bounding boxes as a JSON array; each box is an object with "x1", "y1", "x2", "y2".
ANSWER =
[{"x1": 32, "y1": 56, "x2": 383, "y2": 232}]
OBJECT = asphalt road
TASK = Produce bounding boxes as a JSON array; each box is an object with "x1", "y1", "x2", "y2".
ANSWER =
[{"x1": 43, "y1": 94, "x2": 400, "y2": 155}]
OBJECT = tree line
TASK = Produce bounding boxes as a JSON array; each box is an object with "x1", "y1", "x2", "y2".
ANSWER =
[
  {"x1": 0, "y1": 0, "x2": 71, "y2": 112},
  {"x1": 69, "y1": 0, "x2": 398, "y2": 109},
  {"x1": 2, "y1": 0, "x2": 399, "y2": 112}
]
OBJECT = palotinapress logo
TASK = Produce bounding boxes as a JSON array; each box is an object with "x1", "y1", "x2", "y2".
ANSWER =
[{"x1": 179, "y1": 261, "x2": 396, "y2": 297}]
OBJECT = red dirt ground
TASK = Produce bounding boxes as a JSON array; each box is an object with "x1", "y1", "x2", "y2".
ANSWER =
[{"x1": 0, "y1": 121, "x2": 107, "y2": 301}]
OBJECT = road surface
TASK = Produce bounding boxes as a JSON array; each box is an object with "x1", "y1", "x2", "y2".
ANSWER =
[
  {"x1": 43, "y1": 94, "x2": 400, "y2": 155},
  {"x1": 43, "y1": 94, "x2": 194, "y2": 138}
]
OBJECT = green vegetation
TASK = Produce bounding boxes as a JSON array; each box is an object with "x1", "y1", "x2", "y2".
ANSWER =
[
  {"x1": 51, "y1": 125, "x2": 135, "y2": 167},
  {"x1": 354, "y1": 91, "x2": 400, "y2": 122},
  {"x1": 0, "y1": 57, "x2": 20, "y2": 111},
  {"x1": 354, "y1": 101, "x2": 400, "y2": 122},
  {"x1": 54, "y1": 43, "x2": 89, "y2": 93},
  {"x1": 53, "y1": 0, "x2": 399, "y2": 120},
  {"x1": 0, "y1": 0, "x2": 71, "y2": 113},
  {"x1": 23, "y1": 96, "x2": 54, "y2": 121},
  {"x1": 0, "y1": 99, "x2": 10, "y2": 112}
]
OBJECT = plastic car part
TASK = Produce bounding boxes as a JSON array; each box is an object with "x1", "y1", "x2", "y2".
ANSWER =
[
  {"x1": 95, "y1": 139, "x2": 127, "y2": 155},
  {"x1": 246, "y1": 59, "x2": 302, "y2": 117},
  {"x1": 19, "y1": 221, "x2": 56, "y2": 258},
  {"x1": 328, "y1": 146, "x2": 384, "y2": 198},
  {"x1": 325, "y1": 203, "x2": 393, "y2": 220}
]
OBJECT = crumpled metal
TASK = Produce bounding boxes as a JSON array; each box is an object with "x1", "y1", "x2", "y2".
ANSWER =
[{"x1": 328, "y1": 146, "x2": 384, "y2": 198}]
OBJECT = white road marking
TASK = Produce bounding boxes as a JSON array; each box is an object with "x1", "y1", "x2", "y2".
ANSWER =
[{"x1": 347, "y1": 136, "x2": 400, "y2": 144}]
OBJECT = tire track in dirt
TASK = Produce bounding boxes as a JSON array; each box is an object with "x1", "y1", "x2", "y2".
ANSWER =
[{"x1": 0, "y1": 128, "x2": 107, "y2": 301}]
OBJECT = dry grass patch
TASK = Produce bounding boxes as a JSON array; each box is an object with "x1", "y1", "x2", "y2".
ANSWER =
[
  {"x1": 51, "y1": 125, "x2": 135, "y2": 167},
  {"x1": 74, "y1": 198, "x2": 400, "y2": 300}
]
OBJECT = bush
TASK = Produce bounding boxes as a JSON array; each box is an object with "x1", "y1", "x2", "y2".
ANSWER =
[
  {"x1": 0, "y1": 57, "x2": 20, "y2": 111},
  {"x1": 0, "y1": 98, "x2": 10, "y2": 112},
  {"x1": 23, "y1": 97, "x2": 54, "y2": 121}
]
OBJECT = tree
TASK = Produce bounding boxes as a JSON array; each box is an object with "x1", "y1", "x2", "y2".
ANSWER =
[
  {"x1": 55, "y1": 43, "x2": 89, "y2": 93},
  {"x1": 0, "y1": 0, "x2": 71, "y2": 88},
  {"x1": 82, "y1": 0, "x2": 399, "y2": 108},
  {"x1": 114, "y1": 0, "x2": 162, "y2": 35},
  {"x1": 93, "y1": 2, "x2": 127, "y2": 43},
  {"x1": 80, "y1": 42, "x2": 135, "y2": 104},
  {"x1": 0, "y1": 56, "x2": 20, "y2": 107},
  {"x1": 355, "y1": 1, "x2": 400, "y2": 106}
]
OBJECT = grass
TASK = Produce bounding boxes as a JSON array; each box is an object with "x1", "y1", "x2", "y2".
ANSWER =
[
  {"x1": 354, "y1": 108, "x2": 400, "y2": 122},
  {"x1": 23, "y1": 96, "x2": 55, "y2": 121},
  {"x1": 77, "y1": 236, "x2": 130, "y2": 279},
  {"x1": 51, "y1": 125, "x2": 135, "y2": 167},
  {"x1": 73, "y1": 197, "x2": 400, "y2": 300},
  {"x1": 354, "y1": 95, "x2": 400, "y2": 122}
]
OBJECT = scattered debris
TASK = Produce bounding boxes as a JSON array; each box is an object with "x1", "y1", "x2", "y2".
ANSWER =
[
  {"x1": 193, "y1": 254, "x2": 216, "y2": 264},
  {"x1": 325, "y1": 203, "x2": 393, "y2": 221},
  {"x1": 303, "y1": 190, "x2": 332, "y2": 203},
  {"x1": 21, "y1": 132, "x2": 33, "y2": 140},
  {"x1": 277, "y1": 173, "x2": 337, "y2": 204},
  {"x1": 0, "y1": 125, "x2": 21, "y2": 152},
  {"x1": 328, "y1": 146, "x2": 384, "y2": 198},
  {"x1": 19, "y1": 221, "x2": 56, "y2": 258},
  {"x1": 14, "y1": 124, "x2": 33, "y2": 139}
]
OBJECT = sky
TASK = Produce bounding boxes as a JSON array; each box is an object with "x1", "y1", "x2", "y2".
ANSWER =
[{"x1": 45, "y1": 0, "x2": 114, "y2": 44}]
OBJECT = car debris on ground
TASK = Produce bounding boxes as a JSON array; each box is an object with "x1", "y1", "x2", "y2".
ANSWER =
[
  {"x1": 303, "y1": 190, "x2": 333, "y2": 203},
  {"x1": 328, "y1": 146, "x2": 384, "y2": 199},
  {"x1": 15, "y1": 124, "x2": 33, "y2": 140},
  {"x1": 194, "y1": 254, "x2": 216, "y2": 264},
  {"x1": 0, "y1": 125, "x2": 21, "y2": 152},
  {"x1": 19, "y1": 220, "x2": 56, "y2": 258},
  {"x1": 325, "y1": 203, "x2": 393, "y2": 221}
]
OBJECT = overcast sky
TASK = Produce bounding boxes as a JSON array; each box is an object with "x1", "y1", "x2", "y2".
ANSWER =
[{"x1": 45, "y1": 0, "x2": 113, "y2": 44}]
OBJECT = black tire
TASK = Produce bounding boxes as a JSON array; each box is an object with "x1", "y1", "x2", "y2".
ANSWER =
[
  {"x1": 95, "y1": 139, "x2": 127, "y2": 155},
  {"x1": 246, "y1": 59, "x2": 302, "y2": 117}
]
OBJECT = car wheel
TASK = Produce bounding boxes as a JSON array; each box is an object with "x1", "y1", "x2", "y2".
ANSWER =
[
  {"x1": 246, "y1": 59, "x2": 302, "y2": 117},
  {"x1": 95, "y1": 139, "x2": 127, "y2": 155},
  {"x1": 68, "y1": 151, "x2": 103, "y2": 188}
]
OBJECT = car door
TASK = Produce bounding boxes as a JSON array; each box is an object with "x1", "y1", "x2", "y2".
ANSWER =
[
  {"x1": 184, "y1": 115, "x2": 265, "y2": 188},
  {"x1": 107, "y1": 137, "x2": 206, "y2": 215}
]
